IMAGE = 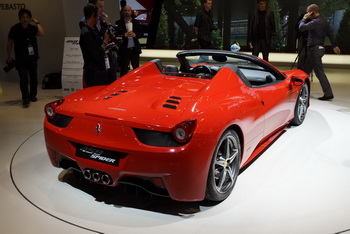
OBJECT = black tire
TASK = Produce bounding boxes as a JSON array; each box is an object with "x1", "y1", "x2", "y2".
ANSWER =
[
  {"x1": 205, "y1": 130, "x2": 241, "y2": 201},
  {"x1": 290, "y1": 83, "x2": 309, "y2": 126}
]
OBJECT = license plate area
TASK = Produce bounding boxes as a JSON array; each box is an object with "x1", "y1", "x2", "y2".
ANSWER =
[{"x1": 75, "y1": 144, "x2": 121, "y2": 166}]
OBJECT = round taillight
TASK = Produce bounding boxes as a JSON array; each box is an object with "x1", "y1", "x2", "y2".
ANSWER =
[
  {"x1": 172, "y1": 119, "x2": 197, "y2": 143},
  {"x1": 44, "y1": 99, "x2": 64, "y2": 119},
  {"x1": 45, "y1": 106, "x2": 55, "y2": 117}
]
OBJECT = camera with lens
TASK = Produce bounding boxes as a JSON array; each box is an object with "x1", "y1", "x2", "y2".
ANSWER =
[
  {"x1": 3, "y1": 60, "x2": 17, "y2": 73},
  {"x1": 100, "y1": 21, "x2": 122, "y2": 47}
]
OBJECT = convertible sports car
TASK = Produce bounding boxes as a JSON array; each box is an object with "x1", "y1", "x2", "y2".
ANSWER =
[{"x1": 44, "y1": 49, "x2": 310, "y2": 202}]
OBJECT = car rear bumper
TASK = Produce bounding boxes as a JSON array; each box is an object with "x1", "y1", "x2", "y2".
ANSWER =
[{"x1": 44, "y1": 118, "x2": 217, "y2": 201}]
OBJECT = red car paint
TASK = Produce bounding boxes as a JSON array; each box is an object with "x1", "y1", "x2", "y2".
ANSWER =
[{"x1": 44, "y1": 50, "x2": 310, "y2": 201}]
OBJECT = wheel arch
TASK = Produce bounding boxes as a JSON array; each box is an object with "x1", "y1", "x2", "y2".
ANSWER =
[
  {"x1": 204, "y1": 123, "x2": 244, "y2": 201},
  {"x1": 305, "y1": 78, "x2": 311, "y2": 107},
  {"x1": 222, "y1": 124, "x2": 245, "y2": 161}
]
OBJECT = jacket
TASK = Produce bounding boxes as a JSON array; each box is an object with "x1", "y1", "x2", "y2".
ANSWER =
[
  {"x1": 247, "y1": 9, "x2": 276, "y2": 46},
  {"x1": 115, "y1": 18, "x2": 143, "y2": 54}
]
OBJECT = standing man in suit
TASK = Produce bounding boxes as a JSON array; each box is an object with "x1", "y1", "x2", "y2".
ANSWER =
[
  {"x1": 116, "y1": 5, "x2": 142, "y2": 77},
  {"x1": 194, "y1": 0, "x2": 214, "y2": 49},
  {"x1": 247, "y1": 0, "x2": 276, "y2": 62}
]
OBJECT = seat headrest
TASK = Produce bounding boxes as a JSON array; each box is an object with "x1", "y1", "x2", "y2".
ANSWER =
[{"x1": 164, "y1": 65, "x2": 178, "y2": 73}]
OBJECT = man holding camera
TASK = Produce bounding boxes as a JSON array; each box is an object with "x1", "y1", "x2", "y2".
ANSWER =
[
  {"x1": 6, "y1": 8, "x2": 44, "y2": 107},
  {"x1": 80, "y1": 3, "x2": 112, "y2": 88},
  {"x1": 79, "y1": 0, "x2": 117, "y2": 84},
  {"x1": 298, "y1": 4, "x2": 341, "y2": 101}
]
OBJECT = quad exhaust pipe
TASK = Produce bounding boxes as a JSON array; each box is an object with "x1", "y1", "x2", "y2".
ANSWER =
[
  {"x1": 92, "y1": 172, "x2": 100, "y2": 182},
  {"x1": 101, "y1": 174, "x2": 111, "y2": 185},
  {"x1": 83, "y1": 169, "x2": 91, "y2": 180},
  {"x1": 83, "y1": 169, "x2": 112, "y2": 185}
]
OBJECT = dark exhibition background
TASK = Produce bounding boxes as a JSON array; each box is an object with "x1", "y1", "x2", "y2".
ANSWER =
[
  {"x1": 152, "y1": 0, "x2": 349, "y2": 52},
  {"x1": 0, "y1": 0, "x2": 349, "y2": 83}
]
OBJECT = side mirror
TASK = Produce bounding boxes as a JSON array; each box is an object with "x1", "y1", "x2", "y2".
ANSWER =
[{"x1": 291, "y1": 76, "x2": 303, "y2": 86}]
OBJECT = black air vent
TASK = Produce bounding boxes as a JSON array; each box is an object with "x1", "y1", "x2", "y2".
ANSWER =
[
  {"x1": 166, "y1": 100, "x2": 180, "y2": 104},
  {"x1": 103, "y1": 90, "x2": 128, "y2": 100},
  {"x1": 162, "y1": 96, "x2": 182, "y2": 110},
  {"x1": 162, "y1": 104, "x2": 177, "y2": 109}
]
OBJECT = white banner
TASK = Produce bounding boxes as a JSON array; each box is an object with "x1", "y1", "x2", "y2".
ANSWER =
[{"x1": 61, "y1": 37, "x2": 84, "y2": 96}]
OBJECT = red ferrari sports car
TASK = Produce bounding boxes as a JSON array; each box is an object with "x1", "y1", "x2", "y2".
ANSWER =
[{"x1": 44, "y1": 50, "x2": 310, "y2": 202}]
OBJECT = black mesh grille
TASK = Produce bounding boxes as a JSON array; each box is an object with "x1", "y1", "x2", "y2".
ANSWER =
[
  {"x1": 133, "y1": 128, "x2": 184, "y2": 147},
  {"x1": 48, "y1": 114, "x2": 73, "y2": 128},
  {"x1": 58, "y1": 157, "x2": 80, "y2": 171}
]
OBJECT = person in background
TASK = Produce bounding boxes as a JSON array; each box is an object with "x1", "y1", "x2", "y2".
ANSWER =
[
  {"x1": 79, "y1": 0, "x2": 117, "y2": 84},
  {"x1": 295, "y1": 12, "x2": 309, "y2": 71},
  {"x1": 79, "y1": 0, "x2": 110, "y2": 30},
  {"x1": 116, "y1": 5, "x2": 143, "y2": 77},
  {"x1": 79, "y1": 3, "x2": 111, "y2": 87},
  {"x1": 247, "y1": 0, "x2": 276, "y2": 62},
  {"x1": 6, "y1": 8, "x2": 44, "y2": 107},
  {"x1": 193, "y1": 0, "x2": 214, "y2": 49},
  {"x1": 299, "y1": 4, "x2": 341, "y2": 101}
]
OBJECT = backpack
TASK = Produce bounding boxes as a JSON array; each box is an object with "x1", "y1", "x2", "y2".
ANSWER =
[{"x1": 42, "y1": 73, "x2": 62, "y2": 89}]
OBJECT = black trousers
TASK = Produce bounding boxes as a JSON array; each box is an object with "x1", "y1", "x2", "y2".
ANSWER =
[
  {"x1": 84, "y1": 69, "x2": 108, "y2": 88},
  {"x1": 119, "y1": 47, "x2": 140, "y2": 77},
  {"x1": 304, "y1": 45, "x2": 333, "y2": 97},
  {"x1": 17, "y1": 60, "x2": 38, "y2": 101},
  {"x1": 198, "y1": 38, "x2": 212, "y2": 49},
  {"x1": 106, "y1": 51, "x2": 117, "y2": 84},
  {"x1": 252, "y1": 39, "x2": 270, "y2": 62}
]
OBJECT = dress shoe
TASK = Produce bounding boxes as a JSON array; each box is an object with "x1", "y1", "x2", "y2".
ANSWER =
[
  {"x1": 318, "y1": 95, "x2": 334, "y2": 101},
  {"x1": 30, "y1": 97, "x2": 37, "y2": 102},
  {"x1": 22, "y1": 99, "x2": 30, "y2": 107}
]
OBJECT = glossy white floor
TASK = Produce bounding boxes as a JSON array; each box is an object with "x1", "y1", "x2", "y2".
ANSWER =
[{"x1": 1, "y1": 67, "x2": 350, "y2": 234}]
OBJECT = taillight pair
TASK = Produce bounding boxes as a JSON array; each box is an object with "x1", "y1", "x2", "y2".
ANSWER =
[{"x1": 44, "y1": 99, "x2": 196, "y2": 144}]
